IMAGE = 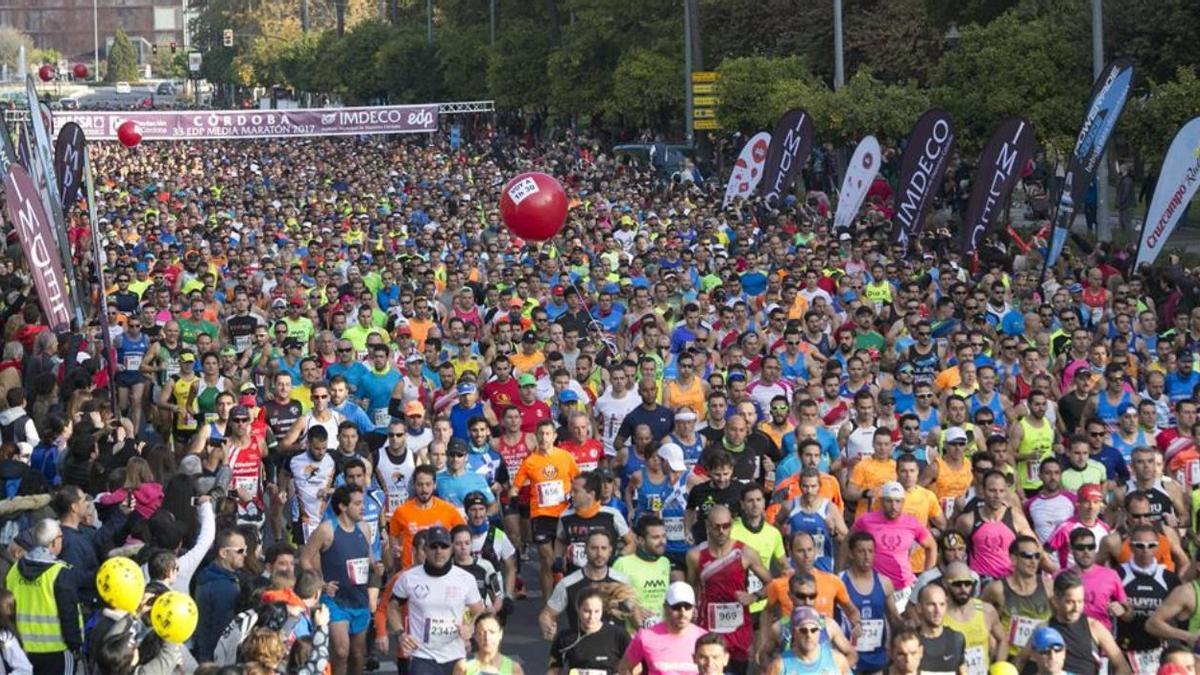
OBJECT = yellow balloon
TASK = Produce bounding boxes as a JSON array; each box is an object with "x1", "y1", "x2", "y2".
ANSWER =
[
  {"x1": 989, "y1": 663, "x2": 1019, "y2": 675},
  {"x1": 95, "y1": 557, "x2": 145, "y2": 613},
  {"x1": 150, "y1": 591, "x2": 199, "y2": 644}
]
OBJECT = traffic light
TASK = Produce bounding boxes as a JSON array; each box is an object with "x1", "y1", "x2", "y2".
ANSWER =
[
  {"x1": 170, "y1": 41, "x2": 177, "y2": 54},
  {"x1": 222, "y1": 29, "x2": 233, "y2": 47},
  {"x1": 152, "y1": 44, "x2": 158, "y2": 55}
]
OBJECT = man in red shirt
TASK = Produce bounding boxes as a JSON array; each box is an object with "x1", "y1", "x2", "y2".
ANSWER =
[
  {"x1": 481, "y1": 355, "x2": 521, "y2": 419},
  {"x1": 559, "y1": 411, "x2": 603, "y2": 473},
  {"x1": 513, "y1": 373, "x2": 551, "y2": 434}
]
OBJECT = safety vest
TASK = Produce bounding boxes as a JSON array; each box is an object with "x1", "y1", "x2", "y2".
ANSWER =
[{"x1": 6, "y1": 561, "x2": 68, "y2": 653}]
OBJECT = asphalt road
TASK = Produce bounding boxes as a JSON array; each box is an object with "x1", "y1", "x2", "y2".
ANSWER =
[{"x1": 69, "y1": 82, "x2": 180, "y2": 109}]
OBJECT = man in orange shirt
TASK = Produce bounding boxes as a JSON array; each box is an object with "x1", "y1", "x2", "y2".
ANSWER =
[
  {"x1": 768, "y1": 439, "x2": 843, "y2": 524},
  {"x1": 764, "y1": 530, "x2": 859, "y2": 622},
  {"x1": 387, "y1": 464, "x2": 465, "y2": 569},
  {"x1": 846, "y1": 428, "x2": 898, "y2": 518},
  {"x1": 511, "y1": 419, "x2": 580, "y2": 598}
]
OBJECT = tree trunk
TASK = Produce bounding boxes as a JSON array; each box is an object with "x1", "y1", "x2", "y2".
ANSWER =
[
  {"x1": 336, "y1": 0, "x2": 346, "y2": 36},
  {"x1": 544, "y1": 0, "x2": 561, "y2": 47}
]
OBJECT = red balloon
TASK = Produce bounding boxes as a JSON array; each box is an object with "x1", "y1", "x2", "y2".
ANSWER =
[
  {"x1": 73, "y1": 63, "x2": 89, "y2": 79},
  {"x1": 116, "y1": 120, "x2": 142, "y2": 148},
  {"x1": 499, "y1": 172, "x2": 568, "y2": 242},
  {"x1": 37, "y1": 65, "x2": 54, "y2": 82}
]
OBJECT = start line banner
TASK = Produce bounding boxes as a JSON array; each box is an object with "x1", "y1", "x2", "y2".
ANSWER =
[{"x1": 52, "y1": 104, "x2": 439, "y2": 141}]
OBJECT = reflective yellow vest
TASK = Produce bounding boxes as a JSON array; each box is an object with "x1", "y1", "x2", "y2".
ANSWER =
[{"x1": 6, "y1": 561, "x2": 67, "y2": 653}]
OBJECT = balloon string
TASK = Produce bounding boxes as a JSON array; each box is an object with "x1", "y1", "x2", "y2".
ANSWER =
[{"x1": 562, "y1": 268, "x2": 620, "y2": 357}]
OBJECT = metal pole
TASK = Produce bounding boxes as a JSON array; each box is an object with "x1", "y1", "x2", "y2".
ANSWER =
[
  {"x1": 489, "y1": 0, "x2": 496, "y2": 47},
  {"x1": 833, "y1": 0, "x2": 844, "y2": 89},
  {"x1": 683, "y1": 0, "x2": 693, "y2": 146},
  {"x1": 302, "y1": 0, "x2": 309, "y2": 34},
  {"x1": 93, "y1": 0, "x2": 100, "y2": 81},
  {"x1": 426, "y1": 0, "x2": 433, "y2": 45},
  {"x1": 1093, "y1": 0, "x2": 1111, "y2": 243}
]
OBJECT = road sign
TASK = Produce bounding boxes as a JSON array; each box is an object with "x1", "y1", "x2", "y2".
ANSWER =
[
  {"x1": 692, "y1": 83, "x2": 716, "y2": 95},
  {"x1": 693, "y1": 108, "x2": 717, "y2": 119},
  {"x1": 693, "y1": 96, "x2": 720, "y2": 107},
  {"x1": 188, "y1": 52, "x2": 202, "y2": 73},
  {"x1": 691, "y1": 71, "x2": 718, "y2": 83},
  {"x1": 695, "y1": 119, "x2": 721, "y2": 130},
  {"x1": 222, "y1": 29, "x2": 234, "y2": 47}
]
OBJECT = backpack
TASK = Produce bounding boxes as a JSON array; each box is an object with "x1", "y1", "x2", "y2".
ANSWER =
[
  {"x1": 213, "y1": 608, "x2": 258, "y2": 666},
  {"x1": 0, "y1": 414, "x2": 28, "y2": 445}
]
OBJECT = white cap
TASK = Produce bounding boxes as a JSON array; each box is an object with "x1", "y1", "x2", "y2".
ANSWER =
[
  {"x1": 945, "y1": 426, "x2": 968, "y2": 444},
  {"x1": 665, "y1": 581, "x2": 695, "y2": 606},
  {"x1": 656, "y1": 443, "x2": 687, "y2": 473},
  {"x1": 674, "y1": 407, "x2": 698, "y2": 422},
  {"x1": 880, "y1": 481, "x2": 906, "y2": 500}
]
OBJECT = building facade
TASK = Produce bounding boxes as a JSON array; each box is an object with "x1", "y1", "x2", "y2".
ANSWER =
[{"x1": 0, "y1": 0, "x2": 187, "y2": 63}]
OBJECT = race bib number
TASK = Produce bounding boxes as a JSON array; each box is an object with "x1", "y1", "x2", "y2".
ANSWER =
[
  {"x1": 568, "y1": 542, "x2": 587, "y2": 569},
  {"x1": 1010, "y1": 615, "x2": 1040, "y2": 648},
  {"x1": 346, "y1": 557, "x2": 370, "y2": 585},
  {"x1": 235, "y1": 476, "x2": 259, "y2": 498},
  {"x1": 942, "y1": 498, "x2": 956, "y2": 520},
  {"x1": 648, "y1": 494, "x2": 663, "y2": 513},
  {"x1": 1129, "y1": 648, "x2": 1161, "y2": 675},
  {"x1": 1026, "y1": 460, "x2": 1041, "y2": 483},
  {"x1": 387, "y1": 491, "x2": 407, "y2": 514},
  {"x1": 234, "y1": 334, "x2": 251, "y2": 352},
  {"x1": 964, "y1": 646, "x2": 986, "y2": 675},
  {"x1": 165, "y1": 361, "x2": 181, "y2": 379},
  {"x1": 664, "y1": 517, "x2": 685, "y2": 541},
  {"x1": 707, "y1": 602, "x2": 743, "y2": 634},
  {"x1": 372, "y1": 408, "x2": 391, "y2": 428},
  {"x1": 1188, "y1": 460, "x2": 1200, "y2": 487},
  {"x1": 421, "y1": 617, "x2": 460, "y2": 644},
  {"x1": 857, "y1": 618, "x2": 884, "y2": 652},
  {"x1": 302, "y1": 520, "x2": 320, "y2": 542},
  {"x1": 640, "y1": 614, "x2": 661, "y2": 629},
  {"x1": 124, "y1": 353, "x2": 142, "y2": 371},
  {"x1": 747, "y1": 574, "x2": 763, "y2": 595},
  {"x1": 891, "y1": 586, "x2": 913, "y2": 614},
  {"x1": 204, "y1": 412, "x2": 218, "y2": 424},
  {"x1": 537, "y1": 480, "x2": 565, "y2": 506},
  {"x1": 812, "y1": 532, "x2": 827, "y2": 555}
]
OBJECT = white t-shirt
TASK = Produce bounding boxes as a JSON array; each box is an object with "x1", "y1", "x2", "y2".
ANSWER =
[
  {"x1": 392, "y1": 565, "x2": 482, "y2": 663},
  {"x1": 289, "y1": 452, "x2": 336, "y2": 539},
  {"x1": 594, "y1": 390, "x2": 640, "y2": 457}
]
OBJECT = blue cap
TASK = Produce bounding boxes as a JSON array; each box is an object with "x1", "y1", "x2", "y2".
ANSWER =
[
  {"x1": 841, "y1": 290, "x2": 858, "y2": 302},
  {"x1": 727, "y1": 372, "x2": 747, "y2": 383},
  {"x1": 1068, "y1": 283, "x2": 1083, "y2": 294},
  {"x1": 1000, "y1": 311, "x2": 1025, "y2": 336},
  {"x1": 456, "y1": 382, "x2": 477, "y2": 396},
  {"x1": 559, "y1": 390, "x2": 580, "y2": 403},
  {"x1": 601, "y1": 283, "x2": 620, "y2": 295},
  {"x1": 1031, "y1": 626, "x2": 1065, "y2": 652},
  {"x1": 133, "y1": 262, "x2": 148, "y2": 272}
]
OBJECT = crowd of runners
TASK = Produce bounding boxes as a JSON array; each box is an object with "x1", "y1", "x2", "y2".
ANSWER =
[{"x1": 0, "y1": 122, "x2": 1196, "y2": 675}]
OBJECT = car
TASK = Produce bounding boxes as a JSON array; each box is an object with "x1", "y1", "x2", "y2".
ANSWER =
[
  {"x1": 155, "y1": 82, "x2": 176, "y2": 95},
  {"x1": 59, "y1": 97, "x2": 79, "y2": 110},
  {"x1": 115, "y1": 81, "x2": 131, "y2": 94}
]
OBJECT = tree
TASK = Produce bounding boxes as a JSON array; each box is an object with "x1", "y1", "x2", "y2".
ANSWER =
[
  {"x1": 715, "y1": 56, "x2": 817, "y2": 131},
  {"x1": 1120, "y1": 67, "x2": 1200, "y2": 169},
  {"x1": 821, "y1": 71, "x2": 931, "y2": 145},
  {"x1": 106, "y1": 28, "x2": 139, "y2": 83},
  {"x1": 0, "y1": 26, "x2": 34, "y2": 74},
  {"x1": 486, "y1": 18, "x2": 552, "y2": 109},
  {"x1": 930, "y1": 9, "x2": 1089, "y2": 153},
  {"x1": 608, "y1": 48, "x2": 683, "y2": 129}
]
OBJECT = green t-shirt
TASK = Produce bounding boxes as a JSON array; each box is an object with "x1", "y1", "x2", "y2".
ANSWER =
[
  {"x1": 612, "y1": 553, "x2": 671, "y2": 627},
  {"x1": 731, "y1": 518, "x2": 786, "y2": 613},
  {"x1": 177, "y1": 318, "x2": 218, "y2": 346}
]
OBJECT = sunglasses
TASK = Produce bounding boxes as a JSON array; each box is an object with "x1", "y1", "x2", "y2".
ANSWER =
[
  {"x1": 791, "y1": 592, "x2": 818, "y2": 601},
  {"x1": 796, "y1": 626, "x2": 821, "y2": 635},
  {"x1": 1071, "y1": 544, "x2": 1095, "y2": 551},
  {"x1": 669, "y1": 603, "x2": 694, "y2": 611},
  {"x1": 231, "y1": 418, "x2": 250, "y2": 423},
  {"x1": 1039, "y1": 645, "x2": 1065, "y2": 654},
  {"x1": 1128, "y1": 512, "x2": 1152, "y2": 519},
  {"x1": 1131, "y1": 541, "x2": 1158, "y2": 550},
  {"x1": 427, "y1": 543, "x2": 450, "y2": 550},
  {"x1": 711, "y1": 522, "x2": 733, "y2": 531},
  {"x1": 1015, "y1": 550, "x2": 1040, "y2": 560}
]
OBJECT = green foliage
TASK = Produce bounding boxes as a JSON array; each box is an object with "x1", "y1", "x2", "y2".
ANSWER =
[
  {"x1": 1105, "y1": 0, "x2": 1200, "y2": 89},
  {"x1": 715, "y1": 56, "x2": 815, "y2": 131},
  {"x1": 486, "y1": 18, "x2": 551, "y2": 109},
  {"x1": 1121, "y1": 67, "x2": 1200, "y2": 165},
  {"x1": 105, "y1": 29, "x2": 139, "y2": 83},
  {"x1": 824, "y1": 71, "x2": 931, "y2": 145},
  {"x1": 374, "y1": 26, "x2": 444, "y2": 104},
  {"x1": 931, "y1": 10, "x2": 1089, "y2": 153},
  {"x1": 0, "y1": 26, "x2": 34, "y2": 74},
  {"x1": 608, "y1": 48, "x2": 683, "y2": 127}
]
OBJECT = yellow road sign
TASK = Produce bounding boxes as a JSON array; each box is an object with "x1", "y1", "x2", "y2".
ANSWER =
[
  {"x1": 693, "y1": 96, "x2": 720, "y2": 107},
  {"x1": 694, "y1": 119, "x2": 722, "y2": 130},
  {"x1": 693, "y1": 108, "x2": 717, "y2": 119},
  {"x1": 691, "y1": 71, "x2": 718, "y2": 83},
  {"x1": 691, "y1": 83, "x2": 716, "y2": 95}
]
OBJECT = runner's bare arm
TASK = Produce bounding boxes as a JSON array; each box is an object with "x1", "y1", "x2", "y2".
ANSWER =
[{"x1": 1089, "y1": 617, "x2": 1130, "y2": 675}]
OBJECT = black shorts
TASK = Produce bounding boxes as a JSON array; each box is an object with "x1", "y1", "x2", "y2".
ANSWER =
[
  {"x1": 531, "y1": 516, "x2": 558, "y2": 545},
  {"x1": 666, "y1": 550, "x2": 687, "y2": 572}
]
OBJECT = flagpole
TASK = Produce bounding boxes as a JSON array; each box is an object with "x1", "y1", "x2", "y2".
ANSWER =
[{"x1": 83, "y1": 146, "x2": 119, "y2": 413}]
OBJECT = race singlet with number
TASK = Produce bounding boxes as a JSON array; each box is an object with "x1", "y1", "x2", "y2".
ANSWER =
[
  {"x1": 421, "y1": 617, "x2": 459, "y2": 645},
  {"x1": 346, "y1": 557, "x2": 370, "y2": 585},
  {"x1": 964, "y1": 646, "x2": 986, "y2": 674},
  {"x1": 1129, "y1": 648, "x2": 1161, "y2": 674},
  {"x1": 664, "y1": 516, "x2": 686, "y2": 542},
  {"x1": 1009, "y1": 615, "x2": 1039, "y2": 650},
  {"x1": 372, "y1": 408, "x2": 391, "y2": 428}
]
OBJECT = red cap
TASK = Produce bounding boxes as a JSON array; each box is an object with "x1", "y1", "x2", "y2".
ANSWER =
[
  {"x1": 552, "y1": 285, "x2": 565, "y2": 297},
  {"x1": 289, "y1": 296, "x2": 305, "y2": 307},
  {"x1": 1078, "y1": 483, "x2": 1104, "y2": 502},
  {"x1": 1158, "y1": 664, "x2": 1190, "y2": 675}
]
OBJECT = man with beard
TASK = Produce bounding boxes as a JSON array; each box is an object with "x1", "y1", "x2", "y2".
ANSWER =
[
  {"x1": 1014, "y1": 571, "x2": 1128, "y2": 675},
  {"x1": 685, "y1": 450, "x2": 741, "y2": 545},
  {"x1": 942, "y1": 561, "x2": 1006, "y2": 674},
  {"x1": 387, "y1": 465, "x2": 466, "y2": 570},
  {"x1": 849, "y1": 481, "x2": 936, "y2": 614},
  {"x1": 540, "y1": 530, "x2": 630, "y2": 638},
  {"x1": 613, "y1": 515, "x2": 672, "y2": 628},
  {"x1": 981, "y1": 535, "x2": 1053, "y2": 661}
]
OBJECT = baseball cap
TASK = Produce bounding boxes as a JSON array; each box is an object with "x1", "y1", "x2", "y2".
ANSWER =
[
  {"x1": 595, "y1": 467, "x2": 617, "y2": 481},
  {"x1": 239, "y1": 382, "x2": 257, "y2": 394},
  {"x1": 880, "y1": 481, "x2": 905, "y2": 500},
  {"x1": 521, "y1": 330, "x2": 538, "y2": 343},
  {"x1": 180, "y1": 352, "x2": 196, "y2": 363},
  {"x1": 394, "y1": 323, "x2": 413, "y2": 336},
  {"x1": 656, "y1": 443, "x2": 687, "y2": 473},
  {"x1": 463, "y1": 492, "x2": 488, "y2": 510},
  {"x1": 219, "y1": 346, "x2": 237, "y2": 357},
  {"x1": 945, "y1": 427, "x2": 968, "y2": 444},
  {"x1": 791, "y1": 606, "x2": 821, "y2": 627},
  {"x1": 179, "y1": 454, "x2": 202, "y2": 476},
  {"x1": 508, "y1": 296, "x2": 524, "y2": 308},
  {"x1": 271, "y1": 298, "x2": 287, "y2": 309},
  {"x1": 447, "y1": 438, "x2": 468, "y2": 456},
  {"x1": 838, "y1": 231, "x2": 852, "y2": 241},
  {"x1": 558, "y1": 390, "x2": 580, "y2": 404},
  {"x1": 404, "y1": 400, "x2": 426, "y2": 417},
  {"x1": 517, "y1": 373, "x2": 537, "y2": 387},
  {"x1": 1078, "y1": 483, "x2": 1105, "y2": 502},
  {"x1": 424, "y1": 526, "x2": 452, "y2": 547},
  {"x1": 289, "y1": 296, "x2": 305, "y2": 307},
  {"x1": 552, "y1": 286, "x2": 565, "y2": 297},
  {"x1": 665, "y1": 581, "x2": 695, "y2": 607},
  {"x1": 283, "y1": 337, "x2": 303, "y2": 349},
  {"x1": 456, "y1": 382, "x2": 477, "y2": 396},
  {"x1": 1031, "y1": 626, "x2": 1065, "y2": 652},
  {"x1": 229, "y1": 405, "x2": 250, "y2": 420},
  {"x1": 877, "y1": 391, "x2": 895, "y2": 405},
  {"x1": 406, "y1": 352, "x2": 424, "y2": 363},
  {"x1": 941, "y1": 531, "x2": 967, "y2": 550}
]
